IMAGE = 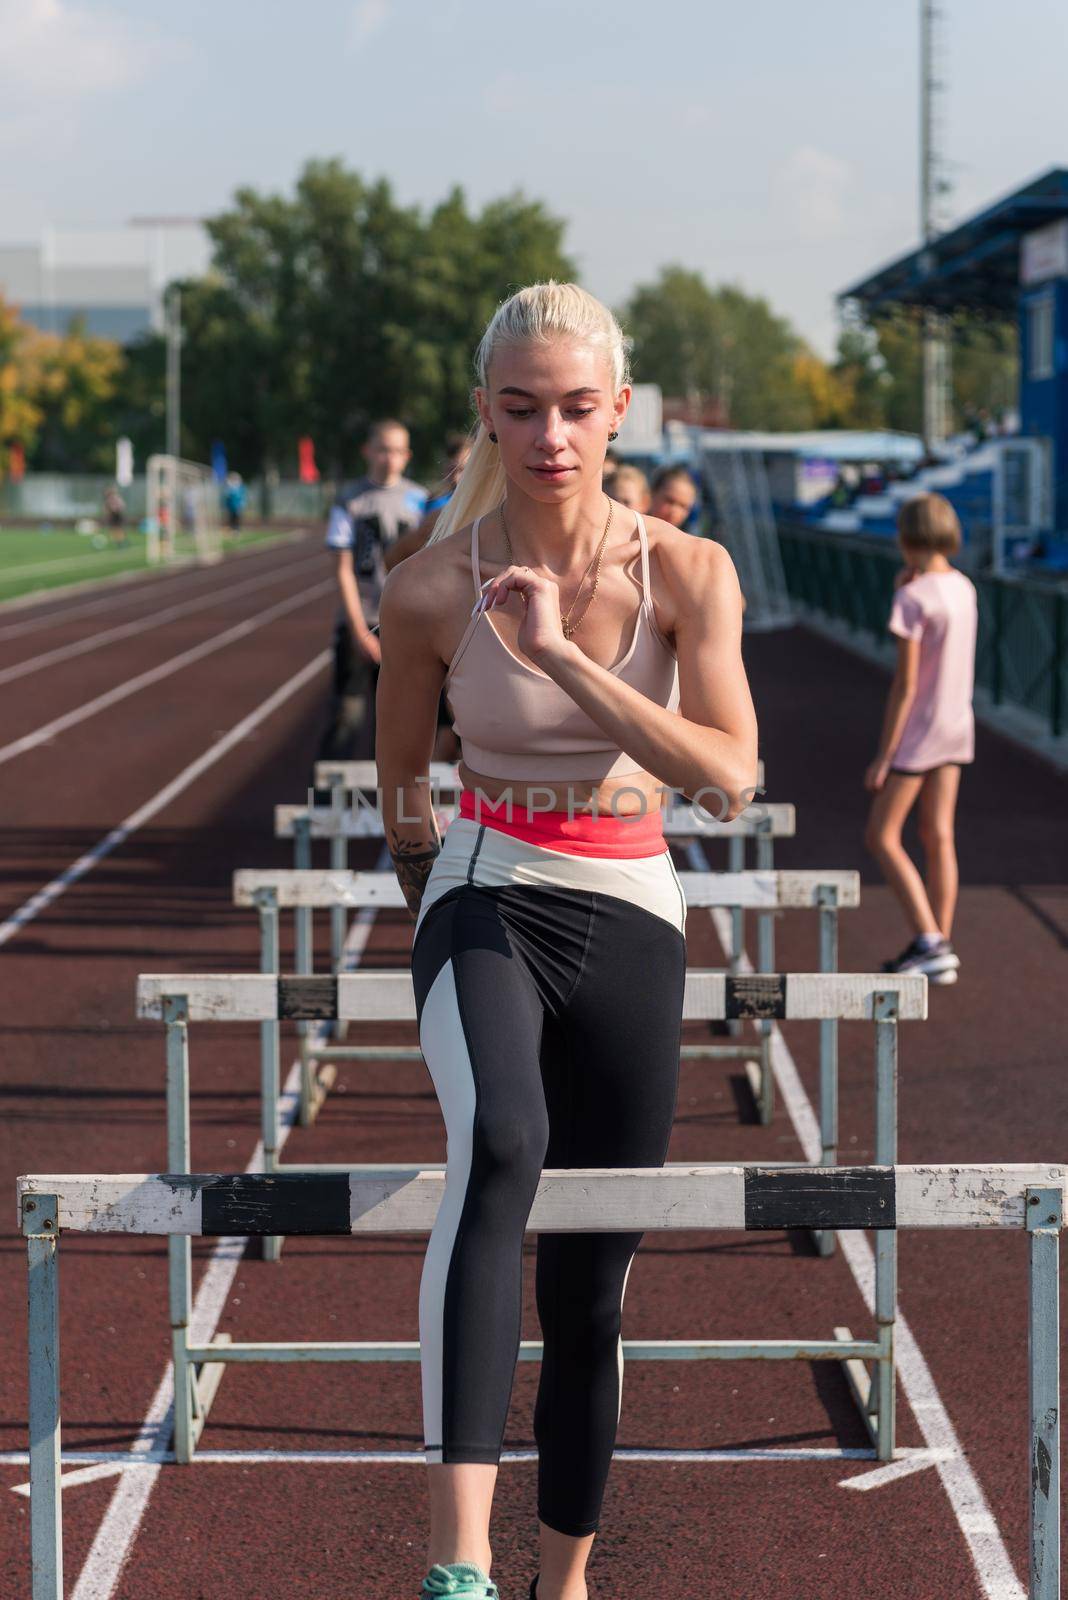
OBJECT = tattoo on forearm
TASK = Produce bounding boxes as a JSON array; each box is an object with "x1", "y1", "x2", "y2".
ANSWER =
[{"x1": 389, "y1": 828, "x2": 441, "y2": 919}]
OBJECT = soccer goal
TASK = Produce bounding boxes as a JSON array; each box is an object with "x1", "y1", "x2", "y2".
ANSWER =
[{"x1": 146, "y1": 455, "x2": 223, "y2": 566}]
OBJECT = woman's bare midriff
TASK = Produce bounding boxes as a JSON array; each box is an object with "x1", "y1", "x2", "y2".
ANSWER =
[{"x1": 457, "y1": 762, "x2": 668, "y2": 816}]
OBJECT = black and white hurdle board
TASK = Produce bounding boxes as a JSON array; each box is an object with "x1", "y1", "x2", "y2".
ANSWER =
[
  {"x1": 144, "y1": 961, "x2": 919, "y2": 1447},
  {"x1": 18, "y1": 1164, "x2": 1062, "y2": 1236},
  {"x1": 310, "y1": 758, "x2": 767, "y2": 797},
  {"x1": 232, "y1": 865, "x2": 860, "y2": 911},
  {"x1": 18, "y1": 1166, "x2": 1064, "y2": 1600},
  {"x1": 136, "y1": 970, "x2": 927, "y2": 1023}
]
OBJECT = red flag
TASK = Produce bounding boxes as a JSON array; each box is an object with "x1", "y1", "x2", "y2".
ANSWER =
[{"x1": 298, "y1": 436, "x2": 319, "y2": 484}]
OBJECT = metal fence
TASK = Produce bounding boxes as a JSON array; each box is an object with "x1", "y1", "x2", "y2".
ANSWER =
[
  {"x1": 778, "y1": 521, "x2": 1068, "y2": 740},
  {"x1": 0, "y1": 474, "x2": 334, "y2": 524}
]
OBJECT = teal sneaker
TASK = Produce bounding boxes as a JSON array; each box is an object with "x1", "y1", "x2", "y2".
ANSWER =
[{"x1": 420, "y1": 1562, "x2": 500, "y2": 1598}]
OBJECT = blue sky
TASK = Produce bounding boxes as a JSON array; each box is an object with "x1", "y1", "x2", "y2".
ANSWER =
[{"x1": 2, "y1": 0, "x2": 1065, "y2": 354}]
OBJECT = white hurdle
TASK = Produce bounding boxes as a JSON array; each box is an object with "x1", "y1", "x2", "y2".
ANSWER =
[
  {"x1": 136, "y1": 970, "x2": 924, "y2": 1465},
  {"x1": 311, "y1": 762, "x2": 464, "y2": 969},
  {"x1": 311, "y1": 756, "x2": 768, "y2": 982},
  {"x1": 233, "y1": 864, "x2": 860, "y2": 1255},
  {"x1": 274, "y1": 799, "x2": 798, "y2": 1125},
  {"x1": 21, "y1": 1164, "x2": 1063, "y2": 1600}
]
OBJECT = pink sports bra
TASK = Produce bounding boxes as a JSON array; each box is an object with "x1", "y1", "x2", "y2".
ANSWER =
[{"x1": 443, "y1": 510, "x2": 680, "y2": 782}]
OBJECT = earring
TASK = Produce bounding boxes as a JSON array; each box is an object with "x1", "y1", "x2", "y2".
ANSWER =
[
  {"x1": 488, "y1": 431, "x2": 498, "y2": 444},
  {"x1": 608, "y1": 431, "x2": 619, "y2": 441}
]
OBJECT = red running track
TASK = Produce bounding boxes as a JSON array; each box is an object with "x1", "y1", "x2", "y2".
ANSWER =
[{"x1": 0, "y1": 534, "x2": 1065, "y2": 1599}]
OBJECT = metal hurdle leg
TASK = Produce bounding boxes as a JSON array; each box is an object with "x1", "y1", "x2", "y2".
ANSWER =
[
  {"x1": 328, "y1": 775, "x2": 348, "y2": 974},
  {"x1": 255, "y1": 890, "x2": 285, "y2": 1263},
  {"x1": 1028, "y1": 1183, "x2": 1062, "y2": 1600},
  {"x1": 744, "y1": 826, "x2": 777, "y2": 1126},
  {"x1": 293, "y1": 815, "x2": 336, "y2": 1125},
  {"x1": 166, "y1": 998, "x2": 230, "y2": 1462},
  {"x1": 812, "y1": 884, "x2": 841, "y2": 1259},
  {"x1": 726, "y1": 834, "x2": 745, "y2": 1042},
  {"x1": 25, "y1": 1192, "x2": 61, "y2": 1600},
  {"x1": 836, "y1": 991, "x2": 898, "y2": 1459}
]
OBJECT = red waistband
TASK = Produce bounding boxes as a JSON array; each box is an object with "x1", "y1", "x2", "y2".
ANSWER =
[{"x1": 457, "y1": 788, "x2": 667, "y2": 858}]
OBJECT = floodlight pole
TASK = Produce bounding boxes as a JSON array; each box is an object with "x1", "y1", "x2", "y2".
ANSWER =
[
  {"x1": 920, "y1": 0, "x2": 951, "y2": 450},
  {"x1": 165, "y1": 286, "x2": 181, "y2": 463},
  {"x1": 129, "y1": 216, "x2": 203, "y2": 463}
]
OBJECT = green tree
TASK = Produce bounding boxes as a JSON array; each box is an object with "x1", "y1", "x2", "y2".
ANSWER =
[
  {"x1": 24, "y1": 319, "x2": 124, "y2": 472},
  {"x1": 621, "y1": 267, "x2": 816, "y2": 430},
  {"x1": 107, "y1": 333, "x2": 166, "y2": 467},
  {"x1": 831, "y1": 320, "x2": 892, "y2": 429},
  {"x1": 0, "y1": 295, "x2": 42, "y2": 471},
  {"x1": 950, "y1": 317, "x2": 1017, "y2": 425},
  {"x1": 832, "y1": 308, "x2": 1018, "y2": 435},
  {"x1": 173, "y1": 159, "x2": 574, "y2": 478}
]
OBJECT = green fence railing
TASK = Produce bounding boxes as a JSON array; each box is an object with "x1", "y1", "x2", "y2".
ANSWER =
[{"x1": 778, "y1": 521, "x2": 1068, "y2": 740}]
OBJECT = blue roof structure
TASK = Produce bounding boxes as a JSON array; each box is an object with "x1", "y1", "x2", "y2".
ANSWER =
[{"x1": 839, "y1": 167, "x2": 1068, "y2": 316}]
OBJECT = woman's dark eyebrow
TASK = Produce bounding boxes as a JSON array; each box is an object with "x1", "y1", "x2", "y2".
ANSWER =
[{"x1": 497, "y1": 386, "x2": 602, "y2": 398}]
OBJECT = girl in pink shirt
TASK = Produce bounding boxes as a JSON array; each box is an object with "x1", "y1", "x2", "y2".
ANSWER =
[{"x1": 864, "y1": 493, "x2": 977, "y2": 984}]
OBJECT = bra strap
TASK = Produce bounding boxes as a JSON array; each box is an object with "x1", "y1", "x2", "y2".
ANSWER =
[
  {"x1": 635, "y1": 513, "x2": 652, "y2": 604},
  {"x1": 470, "y1": 516, "x2": 483, "y2": 599}
]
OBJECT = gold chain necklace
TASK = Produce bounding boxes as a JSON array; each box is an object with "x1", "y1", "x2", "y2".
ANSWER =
[{"x1": 498, "y1": 498, "x2": 614, "y2": 640}]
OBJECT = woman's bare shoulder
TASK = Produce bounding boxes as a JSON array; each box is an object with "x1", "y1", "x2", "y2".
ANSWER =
[
  {"x1": 380, "y1": 523, "x2": 474, "y2": 623},
  {"x1": 643, "y1": 515, "x2": 740, "y2": 611}
]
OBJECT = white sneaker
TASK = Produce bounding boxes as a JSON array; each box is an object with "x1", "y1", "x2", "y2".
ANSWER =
[{"x1": 882, "y1": 936, "x2": 960, "y2": 983}]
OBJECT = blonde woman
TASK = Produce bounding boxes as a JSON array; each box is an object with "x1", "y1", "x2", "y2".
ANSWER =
[{"x1": 377, "y1": 283, "x2": 757, "y2": 1600}]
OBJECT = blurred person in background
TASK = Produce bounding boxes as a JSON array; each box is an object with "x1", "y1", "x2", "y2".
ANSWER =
[
  {"x1": 386, "y1": 432, "x2": 472, "y2": 570},
  {"x1": 224, "y1": 472, "x2": 247, "y2": 534},
  {"x1": 603, "y1": 462, "x2": 649, "y2": 511},
  {"x1": 102, "y1": 484, "x2": 127, "y2": 549},
  {"x1": 316, "y1": 419, "x2": 426, "y2": 762},
  {"x1": 864, "y1": 493, "x2": 977, "y2": 985},
  {"x1": 648, "y1": 465, "x2": 698, "y2": 530}
]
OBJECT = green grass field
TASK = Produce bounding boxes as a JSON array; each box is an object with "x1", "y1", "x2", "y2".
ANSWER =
[{"x1": 0, "y1": 525, "x2": 298, "y2": 606}]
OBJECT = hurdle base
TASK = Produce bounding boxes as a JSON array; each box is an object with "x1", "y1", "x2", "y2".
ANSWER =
[
  {"x1": 287, "y1": 1042, "x2": 779, "y2": 1064},
  {"x1": 298, "y1": 1061, "x2": 337, "y2": 1128},
  {"x1": 744, "y1": 1052, "x2": 774, "y2": 1126},
  {"x1": 180, "y1": 1332, "x2": 232, "y2": 1462},
  {"x1": 834, "y1": 1324, "x2": 881, "y2": 1450}
]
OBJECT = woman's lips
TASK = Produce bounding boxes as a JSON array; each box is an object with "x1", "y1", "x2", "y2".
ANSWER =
[{"x1": 530, "y1": 465, "x2": 573, "y2": 478}]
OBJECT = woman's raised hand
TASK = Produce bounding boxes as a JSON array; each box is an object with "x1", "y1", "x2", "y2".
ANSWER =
[{"x1": 471, "y1": 564, "x2": 568, "y2": 666}]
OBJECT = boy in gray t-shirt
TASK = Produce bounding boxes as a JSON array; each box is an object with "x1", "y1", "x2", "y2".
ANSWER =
[{"x1": 316, "y1": 420, "x2": 426, "y2": 762}]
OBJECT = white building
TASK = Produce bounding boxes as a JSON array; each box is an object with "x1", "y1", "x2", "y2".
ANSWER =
[{"x1": 0, "y1": 221, "x2": 212, "y2": 342}]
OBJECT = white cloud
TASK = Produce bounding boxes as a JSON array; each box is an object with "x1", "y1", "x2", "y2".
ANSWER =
[
  {"x1": 348, "y1": 0, "x2": 391, "y2": 51},
  {"x1": 0, "y1": 0, "x2": 154, "y2": 97},
  {"x1": 0, "y1": 0, "x2": 168, "y2": 153},
  {"x1": 772, "y1": 145, "x2": 854, "y2": 243}
]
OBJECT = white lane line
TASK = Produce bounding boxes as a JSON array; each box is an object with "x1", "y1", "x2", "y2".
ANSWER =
[
  {"x1": 841, "y1": 1453, "x2": 952, "y2": 1491},
  {"x1": 67, "y1": 880, "x2": 385, "y2": 1600},
  {"x1": 0, "y1": 649, "x2": 330, "y2": 949},
  {"x1": 0, "y1": 578, "x2": 334, "y2": 767},
  {"x1": 8, "y1": 1446, "x2": 954, "y2": 1494},
  {"x1": 692, "y1": 859, "x2": 1025, "y2": 1600},
  {"x1": 0, "y1": 551, "x2": 321, "y2": 685},
  {"x1": 0, "y1": 551, "x2": 122, "y2": 581},
  {"x1": 0, "y1": 532, "x2": 313, "y2": 642}
]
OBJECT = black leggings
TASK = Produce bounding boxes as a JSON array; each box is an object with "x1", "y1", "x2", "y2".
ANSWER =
[{"x1": 410, "y1": 826, "x2": 686, "y2": 1536}]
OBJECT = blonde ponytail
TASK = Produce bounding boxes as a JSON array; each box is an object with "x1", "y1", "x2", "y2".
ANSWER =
[
  {"x1": 428, "y1": 423, "x2": 507, "y2": 546},
  {"x1": 426, "y1": 281, "x2": 629, "y2": 548}
]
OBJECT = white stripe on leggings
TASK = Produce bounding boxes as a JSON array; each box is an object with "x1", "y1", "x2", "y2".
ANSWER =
[
  {"x1": 616, "y1": 1250, "x2": 637, "y2": 1426},
  {"x1": 417, "y1": 959, "x2": 476, "y2": 1465}
]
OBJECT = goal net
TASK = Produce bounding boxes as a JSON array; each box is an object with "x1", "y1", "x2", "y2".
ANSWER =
[{"x1": 146, "y1": 455, "x2": 223, "y2": 566}]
